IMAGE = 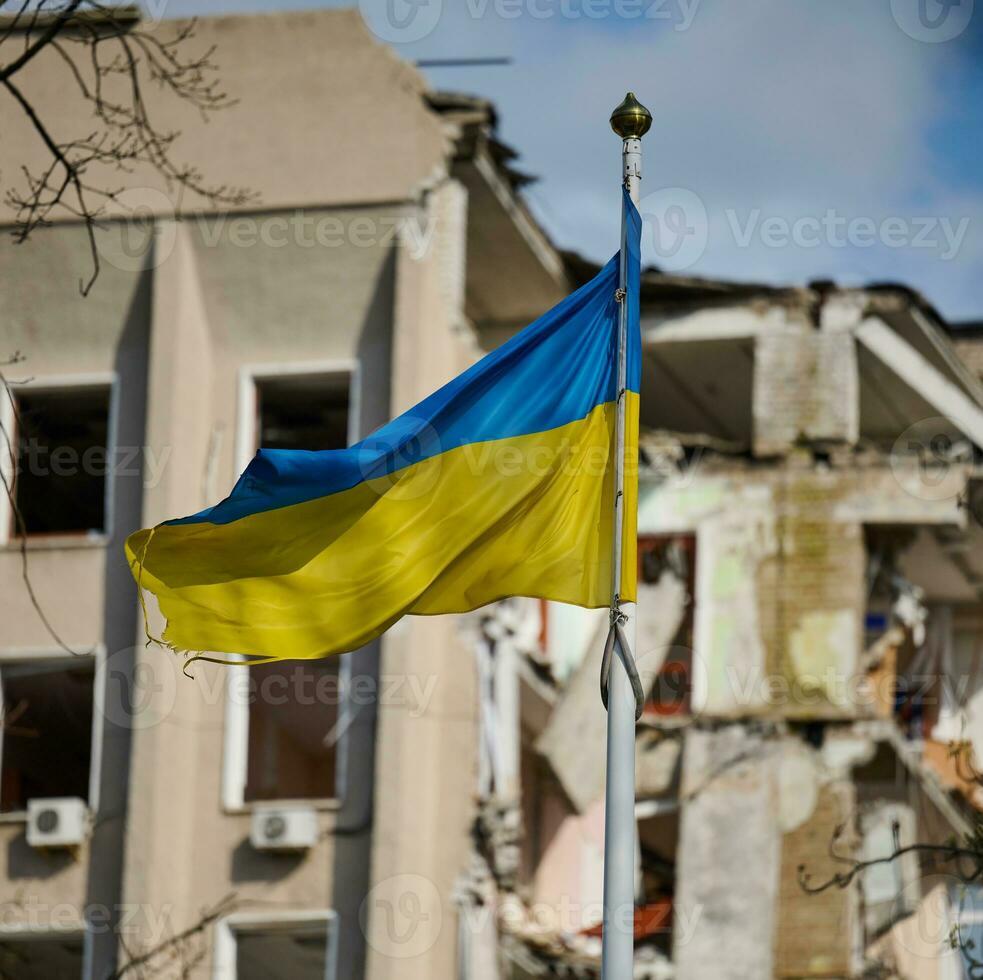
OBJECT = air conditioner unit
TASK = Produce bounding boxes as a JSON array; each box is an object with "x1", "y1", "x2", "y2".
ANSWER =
[
  {"x1": 250, "y1": 805, "x2": 318, "y2": 852},
  {"x1": 27, "y1": 797, "x2": 89, "y2": 849}
]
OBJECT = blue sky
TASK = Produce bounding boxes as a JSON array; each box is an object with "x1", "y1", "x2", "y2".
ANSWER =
[{"x1": 160, "y1": 0, "x2": 983, "y2": 322}]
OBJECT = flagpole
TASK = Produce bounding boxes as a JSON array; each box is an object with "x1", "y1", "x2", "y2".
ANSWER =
[{"x1": 602, "y1": 92, "x2": 651, "y2": 980}]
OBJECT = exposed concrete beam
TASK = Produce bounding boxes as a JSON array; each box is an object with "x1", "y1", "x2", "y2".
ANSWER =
[
  {"x1": 908, "y1": 305, "x2": 983, "y2": 408},
  {"x1": 642, "y1": 307, "x2": 773, "y2": 345},
  {"x1": 832, "y1": 467, "x2": 968, "y2": 527},
  {"x1": 857, "y1": 316, "x2": 983, "y2": 449},
  {"x1": 639, "y1": 467, "x2": 968, "y2": 537}
]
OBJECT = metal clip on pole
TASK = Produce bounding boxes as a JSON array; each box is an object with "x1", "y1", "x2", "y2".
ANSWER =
[{"x1": 599, "y1": 608, "x2": 645, "y2": 721}]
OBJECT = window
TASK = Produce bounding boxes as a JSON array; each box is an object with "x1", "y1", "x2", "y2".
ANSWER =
[
  {"x1": 0, "y1": 932, "x2": 85, "y2": 979},
  {"x1": 7, "y1": 384, "x2": 112, "y2": 537},
  {"x1": 244, "y1": 659, "x2": 341, "y2": 804},
  {"x1": 255, "y1": 373, "x2": 351, "y2": 453},
  {"x1": 214, "y1": 913, "x2": 336, "y2": 980},
  {"x1": 0, "y1": 657, "x2": 96, "y2": 813},
  {"x1": 224, "y1": 366, "x2": 357, "y2": 810}
]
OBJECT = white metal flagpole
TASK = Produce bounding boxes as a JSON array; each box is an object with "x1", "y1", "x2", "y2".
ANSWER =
[{"x1": 601, "y1": 91, "x2": 651, "y2": 980}]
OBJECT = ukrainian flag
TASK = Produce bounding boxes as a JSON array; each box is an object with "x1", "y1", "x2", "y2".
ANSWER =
[{"x1": 126, "y1": 192, "x2": 641, "y2": 661}]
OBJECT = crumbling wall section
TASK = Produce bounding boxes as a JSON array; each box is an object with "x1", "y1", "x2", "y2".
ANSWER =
[
  {"x1": 642, "y1": 467, "x2": 865, "y2": 720},
  {"x1": 674, "y1": 725, "x2": 869, "y2": 980},
  {"x1": 672, "y1": 725, "x2": 782, "y2": 980},
  {"x1": 757, "y1": 472, "x2": 866, "y2": 721},
  {"x1": 753, "y1": 326, "x2": 859, "y2": 456},
  {"x1": 774, "y1": 780, "x2": 857, "y2": 977}
]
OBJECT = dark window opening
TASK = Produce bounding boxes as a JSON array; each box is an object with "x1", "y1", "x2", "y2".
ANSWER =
[
  {"x1": 0, "y1": 934, "x2": 85, "y2": 980},
  {"x1": 244, "y1": 659, "x2": 341, "y2": 803},
  {"x1": 13, "y1": 387, "x2": 110, "y2": 536},
  {"x1": 0, "y1": 659, "x2": 95, "y2": 813},
  {"x1": 236, "y1": 922, "x2": 331, "y2": 980},
  {"x1": 635, "y1": 809, "x2": 678, "y2": 957},
  {"x1": 256, "y1": 374, "x2": 350, "y2": 453},
  {"x1": 640, "y1": 535, "x2": 697, "y2": 718}
]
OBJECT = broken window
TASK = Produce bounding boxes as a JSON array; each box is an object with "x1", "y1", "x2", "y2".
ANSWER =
[
  {"x1": 233, "y1": 919, "x2": 334, "y2": 980},
  {"x1": 0, "y1": 933, "x2": 85, "y2": 980},
  {"x1": 255, "y1": 373, "x2": 351, "y2": 452},
  {"x1": 11, "y1": 386, "x2": 111, "y2": 536},
  {"x1": 640, "y1": 535, "x2": 696, "y2": 717},
  {"x1": 0, "y1": 658, "x2": 95, "y2": 813},
  {"x1": 636, "y1": 805, "x2": 678, "y2": 959},
  {"x1": 244, "y1": 659, "x2": 341, "y2": 803}
]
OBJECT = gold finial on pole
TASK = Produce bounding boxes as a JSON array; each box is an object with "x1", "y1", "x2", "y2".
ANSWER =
[{"x1": 609, "y1": 91, "x2": 652, "y2": 140}]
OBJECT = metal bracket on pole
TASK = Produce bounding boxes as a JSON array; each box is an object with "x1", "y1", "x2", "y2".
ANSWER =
[{"x1": 599, "y1": 611, "x2": 646, "y2": 721}]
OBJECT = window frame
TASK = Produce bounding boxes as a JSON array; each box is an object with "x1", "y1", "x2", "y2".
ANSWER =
[
  {"x1": 0, "y1": 644, "x2": 106, "y2": 822},
  {"x1": 0, "y1": 923, "x2": 92, "y2": 980},
  {"x1": 221, "y1": 653, "x2": 351, "y2": 812},
  {"x1": 221, "y1": 360, "x2": 360, "y2": 814},
  {"x1": 234, "y1": 360, "x2": 361, "y2": 471},
  {"x1": 212, "y1": 910, "x2": 338, "y2": 980},
  {"x1": 0, "y1": 372, "x2": 119, "y2": 547}
]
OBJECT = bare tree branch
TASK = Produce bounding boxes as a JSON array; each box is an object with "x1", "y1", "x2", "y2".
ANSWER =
[
  {"x1": 0, "y1": 0, "x2": 81, "y2": 81},
  {"x1": 110, "y1": 892, "x2": 238, "y2": 980},
  {"x1": 1, "y1": 2, "x2": 254, "y2": 295}
]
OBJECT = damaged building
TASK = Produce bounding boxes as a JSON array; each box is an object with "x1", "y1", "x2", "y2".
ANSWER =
[{"x1": 465, "y1": 279, "x2": 983, "y2": 980}]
